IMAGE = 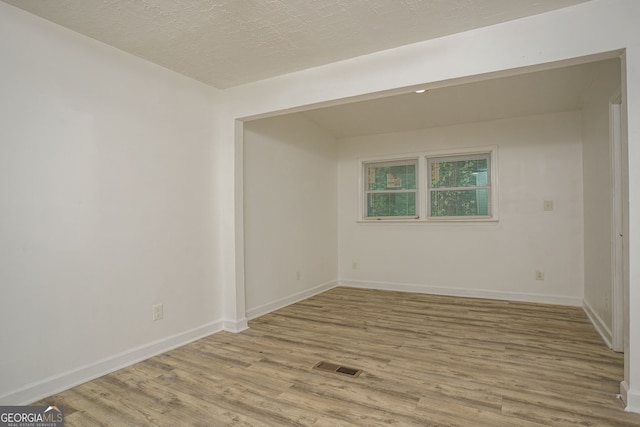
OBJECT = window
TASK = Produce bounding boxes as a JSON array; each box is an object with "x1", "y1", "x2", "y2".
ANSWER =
[
  {"x1": 428, "y1": 154, "x2": 491, "y2": 218},
  {"x1": 360, "y1": 148, "x2": 496, "y2": 221},
  {"x1": 363, "y1": 159, "x2": 418, "y2": 219}
]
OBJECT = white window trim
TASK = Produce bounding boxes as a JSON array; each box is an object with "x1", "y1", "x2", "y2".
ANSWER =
[
  {"x1": 361, "y1": 156, "x2": 420, "y2": 221},
  {"x1": 358, "y1": 146, "x2": 499, "y2": 223}
]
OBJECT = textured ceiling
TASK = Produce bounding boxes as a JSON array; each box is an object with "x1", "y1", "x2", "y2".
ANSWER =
[{"x1": 2, "y1": 0, "x2": 589, "y2": 89}]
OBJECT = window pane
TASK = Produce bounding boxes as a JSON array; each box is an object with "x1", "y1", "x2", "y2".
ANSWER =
[
  {"x1": 367, "y1": 164, "x2": 416, "y2": 191},
  {"x1": 430, "y1": 189, "x2": 489, "y2": 217},
  {"x1": 367, "y1": 192, "x2": 416, "y2": 217},
  {"x1": 431, "y1": 159, "x2": 488, "y2": 188}
]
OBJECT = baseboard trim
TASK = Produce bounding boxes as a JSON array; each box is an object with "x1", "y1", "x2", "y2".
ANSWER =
[
  {"x1": 621, "y1": 381, "x2": 640, "y2": 414},
  {"x1": 0, "y1": 320, "x2": 225, "y2": 406},
  {"x1": 582, "y1": 298, "x2": 613, "y2": 349},
  {"x1": 340, "y1": 279, "x2": 583, "y2": 306},
  {"x1": 246, "y1": 280, "x2": 338, "y2": 320},
  {"x1": 223, "y1": 318, "x2": 249, "y2": 333},
  {"x1": 0, "y1": 280, "x2": 590, "y2": 405}
]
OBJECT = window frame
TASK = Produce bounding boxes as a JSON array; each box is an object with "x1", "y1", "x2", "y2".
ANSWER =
[
  {"x1": 362, "y1": 157, "x2": 420, "y2": 220},
  {"x1": 359, "y1": 147, "x2": 498, "y2": 223},
  {"x1": 427, "y1": 152, "x2": 492, "y2": 220}
]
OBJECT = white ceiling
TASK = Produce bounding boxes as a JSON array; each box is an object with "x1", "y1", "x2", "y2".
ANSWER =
[
  {"x1": 4, "y1": 0, "x2": 609, "y2": 139},
  {"x1": 2, "y1": 0, "x2": 588, "y2": 89},
  {"x1": 302, "y1": 60, "x2": 611, "y2": 138}
]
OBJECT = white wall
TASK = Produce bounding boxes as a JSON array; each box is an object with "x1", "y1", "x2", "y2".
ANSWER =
[
  {"x1": 4, "y1": 0, "x2": 640, "y2": 413},
  {"x1": 581, "y1": 59, "x2": 622, "y2": 345},
  {"x1": 221, "y1": 0, "x2": 640, "y2": 411},
  {"x1": 338, "y1": 112, "x2": 584, "y2": 304},
  {"x1": 0, "y1": 3, "x2": 222, "y2": 404},
  {"x1": 243, "y1": 114, "x2": 338, "y2": 318}
]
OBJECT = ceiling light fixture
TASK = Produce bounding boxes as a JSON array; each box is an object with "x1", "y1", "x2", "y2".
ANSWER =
[{"x1": 414, "y1": 89, "x2": 427, "y2": 94}]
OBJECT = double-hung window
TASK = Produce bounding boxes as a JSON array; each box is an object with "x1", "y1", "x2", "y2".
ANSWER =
[
  {"x1": 361, "y1": 148, "x2": 496, "y2": 221},
  {"x1": 427, "y1": 154, "x2": 491, "y2": 218},
  {"x1": 363, "y1": 159, "x2": 418, "y2": 219}
]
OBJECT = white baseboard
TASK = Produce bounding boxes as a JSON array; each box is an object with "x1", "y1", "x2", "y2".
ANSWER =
[
  {"x1": 0, "y1": 320, "x2": 225, "y2": 406},
  {"x1": 246, "y1": 280, "x2": 338, "y2": 320},
  {"x1": 582, "y1": 298, "x2": 613, "y2": 349},
  {"x1": 0, "y1": 279, "x2": 593, "y2": 406},
  {"x1": 340, "y1": 279, "x2": 583, "y2": 306},
  {"x1": 621, "y1": 381, "x2": 640, "y2": 414},
  {"x1": 223, "y1": 318, "x2": 249, "y2": 333}
]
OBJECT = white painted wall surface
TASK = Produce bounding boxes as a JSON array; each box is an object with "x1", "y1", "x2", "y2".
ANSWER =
[
  {"x1": 243, "y1": 114, "x2": 338, "y2": 318},
  {"x1": 220, "y1": 0, "x2": 637, "y2": 325},
  {"x1": 623, "y1": 43, "x2": 640, "y2": 413},
  {"x1": 3, "y1": 0, "x2": 640, "y2": 414},
  {"x1": 338, "y1": 112, "x2": 584, "y2": 304},
  {"x1": 581, "y1": 59, "x2": 622, "y2": 345},
  {"x1": 0, "y1": 3, "x2": 221, "y2": 403},
  {"x1": 221, "y1": 0, "x2": 640, "y2": 411}
]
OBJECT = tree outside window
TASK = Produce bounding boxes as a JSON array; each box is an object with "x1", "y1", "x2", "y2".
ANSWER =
[
  {"x1": 361, "y1": 150, "x2": 494, "y2": 221},
  {"x1": 364, "y1": 160, "x2": 418, "y2": 218},
  {"x1": 428, "y1": 155, "x2": 490, "y2": 217}
]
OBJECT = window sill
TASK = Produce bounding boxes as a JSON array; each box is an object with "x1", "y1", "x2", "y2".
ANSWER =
[{"x1": 358, "y1": 217, "x2": 499, "y2": 224}]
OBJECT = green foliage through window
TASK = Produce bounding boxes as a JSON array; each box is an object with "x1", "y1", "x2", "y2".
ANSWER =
[
  {"x1": 431, "y1": 189, "x2": 489, "y2": 216},
  {"x1": 362, "y1": 152, "x2": 493, "y2": 220},
  {"x1": 364, "y1": 160, "x2": 418, "y2": 218},
  {"x1": 367, "y1": 164, "x2": 416, "y2": 191},
  {"x1": 429, "y1": 155, "x2": 490, "y2": 217},
  {"x1": 368, "y1": 192, "x2": 416, "y2": 217}
]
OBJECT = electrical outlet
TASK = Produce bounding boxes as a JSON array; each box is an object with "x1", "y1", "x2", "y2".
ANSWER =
[
  {"x1": 352, "y1": 261, "x2": 358, "y2": 269},
  {"x1": 543, "y1": 200, "x2": 554, "y2": 211},
  {"x1": 153, "y1": 303, "x2": 163, "y2": 321},
  {"x1": 296, "y1": 271, "x2": 301, "y2": 281},
  {"x1": 535, "y1": 270, "x2": 545, "y2": 281}
]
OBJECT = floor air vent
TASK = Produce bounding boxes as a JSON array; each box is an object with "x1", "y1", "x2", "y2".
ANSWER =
[{"x1": 313, "y1": 361, "x2": 363, "y2": 378}]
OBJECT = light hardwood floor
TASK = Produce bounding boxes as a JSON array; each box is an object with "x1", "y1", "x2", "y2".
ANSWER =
[{"x1": 36, "y1": 287, "x2": 640, "y2": 426}]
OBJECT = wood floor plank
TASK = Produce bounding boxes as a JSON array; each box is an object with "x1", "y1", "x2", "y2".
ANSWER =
[{"x1": 35, "y1": 287, "x2": 640, "y2": 426}]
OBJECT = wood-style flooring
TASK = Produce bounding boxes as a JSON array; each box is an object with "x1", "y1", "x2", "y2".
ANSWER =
[{"x1": 36, "y1": 287, "x2": 640, "y2": 426}]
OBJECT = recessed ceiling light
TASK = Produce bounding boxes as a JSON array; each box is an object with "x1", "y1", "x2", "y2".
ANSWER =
[{"x1": 414, "y1": 89, "x2": 427, "y2": 94}]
